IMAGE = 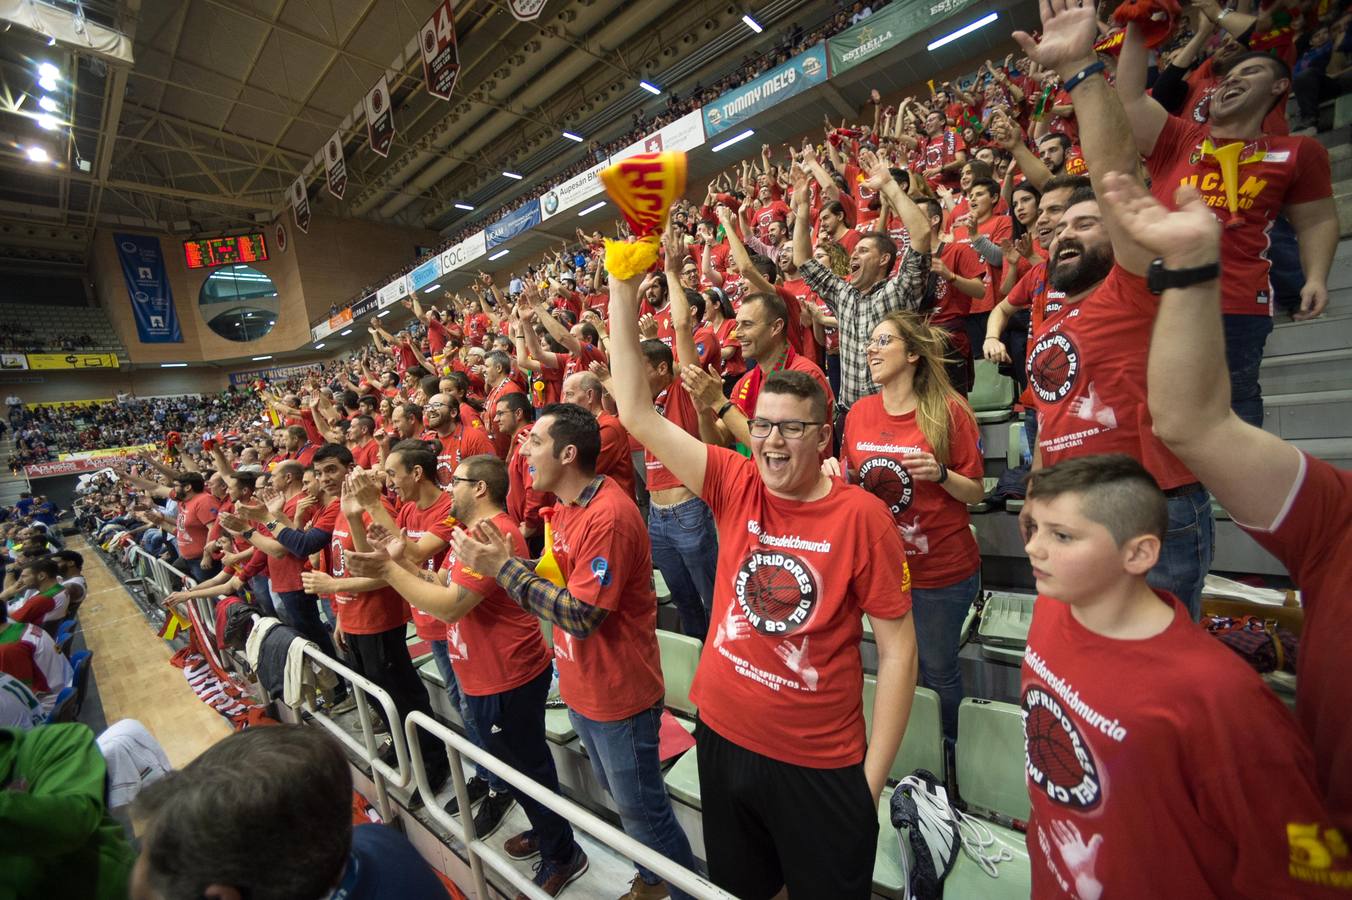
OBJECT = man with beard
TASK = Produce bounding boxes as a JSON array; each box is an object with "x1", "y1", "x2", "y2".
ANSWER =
[
  {"x1": 421, "y1": 393, "x2": 494, "y2": 489},
  {"x1": 1115, "y1": 22, "x2": 1336, "y2": 428},
  {"x1": 1014, "y1": 3, "x2": 1214, "y2": 619}
]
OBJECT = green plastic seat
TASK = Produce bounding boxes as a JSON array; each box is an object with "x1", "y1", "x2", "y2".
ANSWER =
[
  {"x1": 653, "y1": 569, "x2": 672, "y2": 605},
  {"x1": 942, "y1": 820, "x2": 1032, "y2": 898},
  {"x1": 1006, "y1": 421, "x2": 1023, "y2": 469},
  {"x1": 657, "y1": 629, "x2": 701, "y2": 733},
  {"x1": 418, "y1": 657, "x2": 446, "y2": 689},
  {"x1": 863, "y1": 679, "x2": 944, "y2": 782},
  {"x1": 969, "y1": 361, "x2": 1015, "y2": 424},
  {"x1": 663, "y1": 745, "x2": 701, "y2": 806},
  {"x1": 544, "y1": 707, "x2": 575, "y2": 743},
  {"x1": 956, "y1": 698, "x2": 1031, "y2": 822}
]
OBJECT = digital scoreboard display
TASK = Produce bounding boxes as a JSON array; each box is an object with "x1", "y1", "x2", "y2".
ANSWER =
[{"x1": 183, "y1": 233, "x2": 269, "y2": 269}]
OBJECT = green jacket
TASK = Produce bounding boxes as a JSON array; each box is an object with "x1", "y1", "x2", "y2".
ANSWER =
[{"x1": 0, "y1": 723, "x2": 135, "y2": 899}]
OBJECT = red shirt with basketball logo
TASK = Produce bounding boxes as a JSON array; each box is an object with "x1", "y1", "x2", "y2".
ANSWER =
[
  {"x1": 693, "y1": 446, "x2": 911, "y2": 768},
  {"x1": 423, "y1": 425, "x2": 495, "y2": 488},
  {"x1": 1238, "y1": 453, "x2": 1352, "y2": 831},
  {"x1": 441, "y1": 512, "x2": 553, "y2": 696},
  {"x1": 1022, "y1": 591, "x2": 1339, "y2": 898},
  {"x1": 397, "y1": 491, "x2": 457, "y2": 642},
  {"x1": 175, "y1": 492, "x2": 220, "y2": 560},
  {"x1": 920, "y1": 130, "x2": 967, "y2": 190},
  {"x1": 548, "y1": 476, "x2": 665, "y2": 722},
  {"x1": 841, "y1": 396, "x2": 982, "y2": 588},
  {"x1": 646, "y1": 376, "x2": 702, "y2": 493},
  {"x1": 1146, "y1": 115, "x2": 1330, "y2": 317},
  {"x1": 932, "y1": 241, "x2": 985, "y2": 329},
  {"x1": 329, "y1": 511, "x2": 409, "y2": 636},
  {"x1": 1027, "y1": 266, "x2": 1197, "y2": 490}
]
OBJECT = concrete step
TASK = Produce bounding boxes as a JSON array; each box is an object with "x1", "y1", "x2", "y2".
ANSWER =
[
  {"x1": 1265, "y1": 307, "x2": 1352, "y2": 357},
  {"x1": 1259, "y1": 347, "x2": 1352, "y2": 395},
  {"x1": 1262, "y1": 389, "x2": 1352, "y2": 441}
]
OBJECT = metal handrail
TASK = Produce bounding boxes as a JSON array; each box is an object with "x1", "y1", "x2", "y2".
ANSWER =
[{"x1": 405, "y1": 710, "x2": 736, "y2": 900}]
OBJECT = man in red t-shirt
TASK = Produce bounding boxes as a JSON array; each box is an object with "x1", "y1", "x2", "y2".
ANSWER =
[
  {"x1": 482, "y1": 352, "x2": 524, "y2": 459},
  {"x1": 346, "y1": 416, "x2": 381, "y2": 470},
  {"x1": 172, "y1": 472, "x2": 220, "y2": 582},
  {"x1": 916, "y1": 109, "x2": 969, "y2": 191},
  {"x1": 608, "y1": 271, "x2": 915, "y2": 898},
  {"x1": 1121, "y1": 167, "x2": 1352, "y2": 837},
  {"x1": 954, "y1": 178, "x2": 1014, "y2": 363},
  {"x1": 450, "y1": 406, "x2": 695, "y2": 896},
  {"x1": 493, "y1": 392, "x2": 553, "y2": 547},
  {"x1": 1117, "y1": 24, "x2": 1335, "y2": 427},
  {"x1": 421, "y1": 393, "x2": 494, "y2": 489},
  {"x1": 1019, "y1": 455, "x2": 1340, "y2": 898},
  {"x1": 919, "y1": 197, "x2": 987, "y2": 392},
  {"x1": 562, "y1": 371, "x2": 636, "y2": 503}
]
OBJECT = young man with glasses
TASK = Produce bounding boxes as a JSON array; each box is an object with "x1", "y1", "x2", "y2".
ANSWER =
[
  {"x1": 421, "y1": 393, "x2": 494, "y2": 489},
  {"x1": 607, "y1": 269, "x2": 918, "y2": 898}
]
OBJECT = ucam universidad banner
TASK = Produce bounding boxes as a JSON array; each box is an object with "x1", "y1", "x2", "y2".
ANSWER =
[
  {"x1": 114, "y1": 233, "x2": 183, "y2": 343},
  {"x1": 485, "y1": 199, "x2": 542, "y2": 248},
  {"x1": 702, "y1": 44, "x2": 829, "y2": 137}
]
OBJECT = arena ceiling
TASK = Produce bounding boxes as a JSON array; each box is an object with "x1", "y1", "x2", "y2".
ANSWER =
[{"x1": 0, "y1": 0, "x2": 847, "y2": 273}]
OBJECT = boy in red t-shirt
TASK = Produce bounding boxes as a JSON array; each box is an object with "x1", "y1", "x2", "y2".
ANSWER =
[{"x1": 1020, "y1": 454, "x2": 1341, "y2": 897}]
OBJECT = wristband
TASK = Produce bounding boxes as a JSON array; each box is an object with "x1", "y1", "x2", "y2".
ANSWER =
[
  {"x1": 266, "y1": 520, "x2": 281, "y2": 531},
  {"x1": 936, "y1": 462, "x2": 949, "y2": 485},
  {"x1": 716, "y1": 401, "x2": 735, "y2": 419},
  {"x1": 1062, "y1": 61, "x2": 1106, "y2": 94},
  {"x1": 241, "y1": 528, "x2": 256, "y2": 540}
]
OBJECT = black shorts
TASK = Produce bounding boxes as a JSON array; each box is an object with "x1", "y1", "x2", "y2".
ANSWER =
[{"x1": 695, "y1": 719, "x2": 878, "y2": 899}]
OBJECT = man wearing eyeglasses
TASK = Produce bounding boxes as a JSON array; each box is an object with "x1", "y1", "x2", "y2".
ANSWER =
[
  {"x1": 607, "y1": 269, "x2": 918, "y2": 899},
  {"x1": 421, "y1": 393, "x2": 494, "y2": 489}
]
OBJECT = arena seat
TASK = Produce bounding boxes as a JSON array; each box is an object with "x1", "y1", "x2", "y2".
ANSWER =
[
  {"x1": 54, "y1": 619, "x2": 76, "y2": 657},
  {"x1": 653, "y1": 569, "x2": 672, "y2": 606},
  {"x1": 656, "y1": 629, "x2": 701, "y2": 734},
  {"x1": 968, "y1": 361, "x2": 1016, "y2": 425},
  {"x1": 46, "y1": 685, "x2": 77, "y2": 724},
  {"x1": 69, "y1": 649, "x2": 93, "y2": 716}
]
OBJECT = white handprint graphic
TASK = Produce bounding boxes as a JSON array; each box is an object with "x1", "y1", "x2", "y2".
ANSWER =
[
  {"x1": 714, "y1": 604, "x2": 752, "y2": 649},
  {"x1": 446, "y1": 622, "x2": 468, "y2": 661},
  {"x1": 774, "y1": 636, "x2": 819, "y2": 692},
  {"x1": 899, "y1": 516, "x2": 929, "y2": 555},
  {"x1": 1068, "y1": 381, "x2": 1117, "y2": 430},
  {"x1": 1050, "y1": 819, "x2": 1104, "y2": 900}
]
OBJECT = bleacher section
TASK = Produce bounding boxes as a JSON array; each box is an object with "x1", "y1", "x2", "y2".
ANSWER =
[{"x1": 0, "y1": 304, "x2": 129, "y2": 362}]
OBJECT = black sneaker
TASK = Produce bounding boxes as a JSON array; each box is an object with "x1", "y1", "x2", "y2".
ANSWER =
[
  {"x1": 444, "y1": 774, "x2": 491, "y2": 816},
  {"x1": 471, "y1": 789, "x2": 516, "y2": 839},
  {"x1": 514, "y1": 845, "x2": 588, "y2": 899}
]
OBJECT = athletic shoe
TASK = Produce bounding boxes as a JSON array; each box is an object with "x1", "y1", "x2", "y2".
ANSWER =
[
  {"x1": 515, "y1": 845, "x2": 588, "y2": 899},
  {"x1": 472, "y1": 789, "x2": 516, "y2": 839},
  {"x1": 503, "y1": 830, "x2": 540, "y2": 860},
  {"x1": 443, "y1": 775, "x2": 491, "y2": 816},
  {"x1": 328, "y1": 694, "x2": 356, "y2": 715},
  {"x1": 618, "y1": 873, "x2": 670, "y2": 899}
]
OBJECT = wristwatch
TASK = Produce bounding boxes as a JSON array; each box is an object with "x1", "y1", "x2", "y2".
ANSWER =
[
  {"x1": 241, "y1": 528, "x2": 255, "y2": 540},
  {"x1": 936, "y1": 462, "x2": 949, "y2": 485},
  {"x1": 266, "y1": 520, "x2": 281, "y2": 531},
  {"x1": 1147, "y1": 257, "x2": 1221, "y2": 295},
  {"x1": 716, "y1": 401, "x2": 735, "y2": 419}
]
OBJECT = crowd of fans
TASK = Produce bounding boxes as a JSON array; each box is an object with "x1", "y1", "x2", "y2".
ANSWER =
[
  {"x1": 0, "y1": 327, "x2": 100, "y2": 354},
  {"x1": 11, "y1": 0, "x2": 1352, "y2": 897}
]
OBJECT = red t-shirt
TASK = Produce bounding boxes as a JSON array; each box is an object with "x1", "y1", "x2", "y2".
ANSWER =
[
  {"x1": 715, "y1": 318, "x2": 745, "y2": 377},
  {"x1": 1006, "y1": 260, "x2": 1063, "y2": 408},
  {"x1": 596, "y1": 413, "x2": 636, "y2": 503},
  {"x1": 329, "y1": 511, "x2": 409, "y2": 636},
  {"x1": 646, "y1": 376, "x2": 702, "y2": 493},
  {"x1": 175, "y1": 492, "x2": 220, "y2": 560},
  {"x1": 730, "y1": 351, "x2": 835, "y2": 430},
  {"x1": 1146, "y1": 115, "x2": 1330, "y2": 316},
  {"x1": 1028, "y1": 266, "x2": 1197, "y2": 490},
  {"x1": 1023, "y1": 592, "x2": 1337, "y2": 897},
  {"x1": 931, "y1": 241, "x2": 985, "y2": 328},
  {"x1": 397, "y1": 491, "x2": 457, "y2": 641},
  {"x1": 841, "y1": 396, "x2": 982, "y2": 588},
  {"x1": 843, "y1": 164, "x2": 880, "y2": 227},
  {"x1": 1239, "y1": 454, "x2": 1352, "y2": 831},
  {"x1": 778, "y1": 280, "x2": 817, "y2": 362},
  {"x1": 288, "y1": 410, "x2": 324, "y2": 447},
  {"x1": 350, "y1": 439, "x2": 380, "y2": 470},
  {"x1": 751, "y1": 200, "x2": 791, "y2": 238},
  {"x1": 506, "y1": 424, "x2": 552, "y2": 534},
  {"x1": 920, "y1": 130, "x2": 967, "y2": 190},
  {"x1": 961, "y1": 215, "x2": 1013, "y2": 315},
  {"x1": 266, "y1": 492, "x2": 316, "y2": 593},
  {"x1": 426, "y1": 318, "x2": 450, "y2": 355},
  {"x1": 693, "y1": 446, "x2": 911, "y2": 768},
  {"x1": 442, "y1": 512, "x2": 553, "y2": 696},
  {"x1": 423, "y1": 425, "x2": 496, "y2": 488},
  {"x1": 556, "y1": 344, "x2": 608, "y2": 381},
  {"x1": 485, "y1": 379, "x2": 525, "y2": 459},
  {"x1": 548, "y1": 477, "x2": 665, "y2": 721}
]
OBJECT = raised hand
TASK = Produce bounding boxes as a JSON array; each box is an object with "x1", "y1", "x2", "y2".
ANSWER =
[
  {"x1": 1098, "y1": 172, "x2": 1220, "y2": 265},
  {"x1": 679, "y1": 364, "x2": 728, "y2": 412},
  {"x1": 857, "y1": 148, "x2": 894, "y2": 192},
  {"x1": 366, "y1": 523, "x2": 409, "y2": 562},
  {"x1": 346, "y1": 469, "x2": 385, "y2": 509},
  {"x1": 637, "y1": 313, "x2": 659, "y2": 340},
  {"x1": 1013, "y1": 0, "x2": 1100, "y2": 76},
  {"x1": 234, "y1": 496, "x2": 269, "y2": 523}
]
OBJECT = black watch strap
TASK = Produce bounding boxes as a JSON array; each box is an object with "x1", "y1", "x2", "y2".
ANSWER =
[{"x1": 1147, "y1": 257, "x2": 1220, "y2": 294}]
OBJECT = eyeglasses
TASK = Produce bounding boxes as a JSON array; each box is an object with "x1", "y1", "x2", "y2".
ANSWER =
[
  {"x1": 865, "y1": 333, "x2": 899, "y2": 351},
  {"x1": 450, "y1": 476, "x2": 481, "y2": 486},
  {"x1": 425, "y1": 402, "x2": 450, "y2": 409},
  {"x1": 747, "y1": 418, "x2": 825, "y2": 439}
]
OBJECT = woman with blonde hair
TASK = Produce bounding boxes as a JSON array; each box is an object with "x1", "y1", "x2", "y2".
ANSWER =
[{"x1": 829, "y1": 309, "x2": 984, "y2": 744}]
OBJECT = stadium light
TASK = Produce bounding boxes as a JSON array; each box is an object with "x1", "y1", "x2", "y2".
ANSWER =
[
  {"x1": 313, "y1": 342, "x2": 326, "y2": 349},
  {"x1": 742, "y1": 14, "x2": 763, "y2": 33},
  {"x1": 422, "y1": 283, "x2": 441, "y2": 293},
  {"x1": 927, "y1": 12, "x2": 998, "y2": 51},
  {"x1": 711, "y1": 129, "x2": 754, "y2": 152},
  {"x1": 38, "y1": 96, "x2": 57, "y2": 112},
  {"x1": 24, "y1": 146, "x2": 49, "y2": 163},
  {"x1": 38, "y1": 76, "x2": 56, "y2": 91},
  {"x1": 562, "y1": 131, "x2": 584, "y2": 142},
  {"x1": 37, "y1": 62, "x2": 58, "y2": 80},
  {"x1": 639, "y1": 80, "x2": 662, "y2": 95},
  {"x1": 503, "y1": 171, "x2": 523, "y2": 180},
  {"x1": 453, "y1": 202, "x2": 474, "y2": 211},
  {"x1": 251, "y1": 355, "x2": 272, "y2": 361},
  {"x1": 377, "y1": 309, "x2": 391, "y2": 317},
  {"x1": 487, "y1": 249, "x2": 510, "y2": 261},
  {"x1": 339, "y1": 329, "x2": 352, "y2": 336},
  {"x1": 578, "y1": 200, "x2": 606, "y2": 216},
  {"x1": 160, "y1": 362, "x2": 187, "y2": 368}
]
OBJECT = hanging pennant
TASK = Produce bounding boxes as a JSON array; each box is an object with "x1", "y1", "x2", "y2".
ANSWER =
[
  {"x1": 323, "y1": 132, "x2": 347, "y2": 199},
  {"x1": 420, "y1": 0, "x2": 461, "y2": 101},
  {"x1": 365, "y1": 74, "x2": 396, "y2": 158},
  {"x1": 509, "y1": 0, "x2": 546, "y2": 21},
  {"x1": 289, "y1": 176, "x2": 311, "y2": 234}
]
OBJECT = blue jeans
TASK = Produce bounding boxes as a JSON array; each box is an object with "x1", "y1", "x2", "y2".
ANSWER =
[
  {"x1": 249, "y1": 574, "x2": 277, "y2": 618},
  {"x1": 911, "y1": 570, "x2": 981, "y2": 744},
  {"x1": 430, "y1": 639, "x2": 507, "y2": 793},
  {"x1": 648, "y1": 496, "x2": 718, "y2": 639},
  {"x1": 463, "y1": 667, "x2": 578, "y2": 865},
  {"x1": 1266, "y1": 217, "x2": 1304, "y2": 312},
  {"x1": 570, "y1": 705, "x2": 698, "y2": 898},
  {"x1": 1222, "y1": 314, "x2": 1274, "y2": 429},
  {"x1": 275, "y1": 589, "x2": 339, "y2": 661},
  {"x1": 1146, "y1": 489, "x2": 1214, "y2": 622}
]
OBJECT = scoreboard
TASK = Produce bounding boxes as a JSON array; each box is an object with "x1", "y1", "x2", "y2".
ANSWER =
[{"x1": 184, "y1": 233, "x2": 269, "y2": 269}]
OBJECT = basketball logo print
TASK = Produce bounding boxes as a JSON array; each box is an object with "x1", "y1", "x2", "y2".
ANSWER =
[
  {"x1": 858, "y1": 456, "x2": 914, "y2": 519},
  {"x1": 734, "y1": 549, "x2": 818, "y2": 635},
  {"x1": 1027, "y1": 332, "x2": 1080, "y2": 404},
  {"x1": 1023, "y1": 686, "x2": 1102, "y2": 810}
]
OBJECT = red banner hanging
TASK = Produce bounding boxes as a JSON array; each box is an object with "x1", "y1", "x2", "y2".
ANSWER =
[
  {"x1": 420, "y1": 0, "x2": 461, "y2": 101},
  {"x1": 365, "y1": 74, "x2": 396, "y2": 158},
  {"x1": 289, "y1": 176, "x2": 311, "y2": 234},
  {"x1": 323, "y1": 131, "x2": 347, "y2": 199}
]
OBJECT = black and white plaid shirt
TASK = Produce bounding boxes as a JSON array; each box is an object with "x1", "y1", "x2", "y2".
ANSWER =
[{"x1": 799, "y1": 249, "x2": 931, "y2": 409}]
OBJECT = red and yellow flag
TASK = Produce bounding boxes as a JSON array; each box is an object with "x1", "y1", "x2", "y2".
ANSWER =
[{"x1": 597, "y1": 151, "x2": 687, "y2": 280}]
